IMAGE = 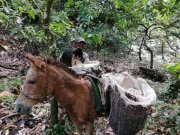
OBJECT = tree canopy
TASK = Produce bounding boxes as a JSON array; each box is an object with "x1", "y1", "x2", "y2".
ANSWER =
[{"x1": 0, "y1": 0, "x2": 179, "y2": 64}]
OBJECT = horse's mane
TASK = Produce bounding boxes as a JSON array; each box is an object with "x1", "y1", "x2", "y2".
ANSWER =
[{"x1": 41, "y1": 57, "x2": 79, "y2": 78}]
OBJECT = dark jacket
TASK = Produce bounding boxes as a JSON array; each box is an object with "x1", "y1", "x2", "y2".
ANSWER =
[
  {"x1": 60, "y1": 48, "x2": 74, "y2": 67},
  {"x1": 60, "y1": 48, "x2": 88, "y2": 67}
]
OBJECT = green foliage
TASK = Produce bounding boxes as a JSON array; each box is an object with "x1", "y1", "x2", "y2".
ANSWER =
[
  {"x1": 83, "y1": 33, "x2": 102, "y2": 44},
  {"x1": 46, "y1": 114, "x2": 74, "y2": 135},
  {"x1": 164, "y1": 63, "x2": 180, "y2": 79},
  {"x1": 0, "y1": 96, "x2": 15, "y2": 110},
  {"x1": 144, "y1": 101, "x2": 180, "y2": 135},
  {"x1": 165, "y1": 79, "x2": 180, "y2": 99},
  {"x1": 1, "y1": 0, "x2": 179, "y2": 57},
  {"x1": 0, "y1": 11, "x2": 9, "y2": 25},
  {"x1": 0, "y1": 80, "x2": 6, "y2": 92},
  {"x1": 11, "y1": 26, "x2": 47, "y2": 43},
  {"x1": 0, "y1": 1, "x2": 179, "y2": 134},
  {"x1": 99, "y1": 48, "x2": 113, "y2": 57},
  {"x1": 7, "y1": 78, "x2": 22, "y2": 91},
  {"x1": 163, "y1": 63, "x2": 180, "y2": 99},
  {"x1": 50, "y1": 11, "x2": 72, "y2": 36},
  {"x1": 0, "y1": 78, "x2": 22, "y2": 92}
]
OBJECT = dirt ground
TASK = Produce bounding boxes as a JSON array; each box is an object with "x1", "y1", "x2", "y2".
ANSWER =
[{"x1": 0, "y1": 33, "x2": 178, "y2": 135}]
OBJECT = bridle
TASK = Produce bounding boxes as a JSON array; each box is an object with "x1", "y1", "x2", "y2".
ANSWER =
[
  {"x1": 19, "y1": 57, "x2": 54, "y2": 102},
  {"x1": 19, "y1": 89, "x2": 52, "y2": 102}
]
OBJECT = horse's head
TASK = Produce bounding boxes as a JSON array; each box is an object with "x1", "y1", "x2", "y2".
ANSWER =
[{"x1": 15, "y1": 54, "x2": 50, "y2": 114}]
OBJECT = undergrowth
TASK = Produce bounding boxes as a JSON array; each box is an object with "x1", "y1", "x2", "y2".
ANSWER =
[
  {"x1": 0, "y1": 78, "x2": 22, "y2": 92},
  {"x1": 46, "y1": 114, "x2": 74, "y2": 135}
]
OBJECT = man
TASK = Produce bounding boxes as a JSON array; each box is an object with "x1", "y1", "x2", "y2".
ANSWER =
[{"x1": 59, "y1": 37, "x2": 89, "y2": 67}]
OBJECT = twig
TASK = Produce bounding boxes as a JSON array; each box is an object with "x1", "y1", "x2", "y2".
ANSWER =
[
  {"x1": 2, "y1": 124, "x2": 18, "y2": 129},
  {"x1": 1, "y1": 113, "x2": 19, "y2": 120},
  {"x1": 0, "y1": 44, "x2": 7, "y2": 51},
  {"x1": 0, "y1": 64, "x2": 18, "y2": 70}
]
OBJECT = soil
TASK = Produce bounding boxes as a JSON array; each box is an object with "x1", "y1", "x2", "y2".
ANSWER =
[{"x1": 0, "y1": 32, "x2": 179, "y2": 135}]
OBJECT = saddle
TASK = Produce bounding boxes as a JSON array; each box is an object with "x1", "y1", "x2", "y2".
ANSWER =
[
  {"x1": 86, "y1": 74, "x2": 110, "y2": 116},
  {"x1": 71, "y1": 59, "x2": 110, "y2": 115}
]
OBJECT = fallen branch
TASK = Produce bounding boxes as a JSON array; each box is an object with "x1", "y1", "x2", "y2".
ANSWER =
[
  {"x1": 1, "y1": 113, "x2": 19, "y2": 120},
  {"x1": 139, "y1": 66, "x2": 167, "y2": 82},
  {"x1": 0, "y1": 44, "x2": 7, "y2": 51},
  {"x1": 0, "y1": 64, "x2": 18, "y2": 70}
]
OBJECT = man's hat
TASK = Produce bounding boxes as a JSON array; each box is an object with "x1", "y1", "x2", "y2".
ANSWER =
[{"x1": 75, "y1": 37, "x2": 86, "y2": 44}]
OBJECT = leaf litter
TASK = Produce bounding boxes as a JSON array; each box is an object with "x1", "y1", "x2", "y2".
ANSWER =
[{"x1": 0, "y1": 32, "x2": 179, "y2": 134}]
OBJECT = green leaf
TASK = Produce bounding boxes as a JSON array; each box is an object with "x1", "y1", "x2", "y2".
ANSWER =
[
  {"x1": 28, "y1": 10, "x2": 36, "y2": 20},
  {"x1": 0, "y1": 12, "x2": 9, "y2": 21},
  {"x1": 178, "y1": 74, "x2": 180, "y2": 79},
  {"x1": 163, "y1": 63, "x2": 180, "y2": 78},
  {"x1": 114, "y1": 0, "x2": 122, "y2": 8},
  {"x1": 87, "y1": 34, "x2": 93, "y2": 38},
  {"x1": 93, "y1": 34, "x2": 102, "y2": 44}
]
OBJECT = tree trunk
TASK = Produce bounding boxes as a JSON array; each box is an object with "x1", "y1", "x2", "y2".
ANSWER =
[
  {"x1": 29, "y1": 0, "x2": 59, "y2": 125},
  {"x1": 145, "y1": 43, "x2": 153, "y2": 69},
  {"x1": 44, "y1": 0, "x2": 59, "y2": 125},
  {"x1": 149, "y1": 48, "x2": 153, "y2": 69},
  {"x1": 143, "y1": 34, "x2": 153, "y2": 69},
  {"x1": 161, "y1": 40, "x2": 164, "y2": 59},
  {"x1": 139, "y1": 37, "x2": 144, "y2": 61}
]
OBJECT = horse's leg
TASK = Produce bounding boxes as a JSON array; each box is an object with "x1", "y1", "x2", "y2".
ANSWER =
[
  {"x1": 74, "y1": 122, "x2": 83, "y2": 135},
  {"x1": 85, "y1": 122, "x2": 94, "y2": 135}
]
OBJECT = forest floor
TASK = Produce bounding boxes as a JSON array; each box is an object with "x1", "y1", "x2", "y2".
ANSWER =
[{"x1": 0, "y1": 33, "x2": 179, "y2": 135}]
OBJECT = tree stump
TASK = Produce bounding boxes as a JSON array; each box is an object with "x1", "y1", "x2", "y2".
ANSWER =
[{"x1": 139, "y1": 66, "x2": 167, "y2": 82}]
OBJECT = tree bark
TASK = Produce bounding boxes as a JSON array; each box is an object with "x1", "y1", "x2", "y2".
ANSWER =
[
  {"x1": 144, "y1": 40, "x2": 153, "y2": 69},
  {"x1": 161, "y1": 40, "x2": 164, "y2": 59},
  {"x1": 139, "y1": 37, "x2": 144, "y2": 61},
  {"x1": 44, "y1": 0, "x2": 59, "y2": 125}
]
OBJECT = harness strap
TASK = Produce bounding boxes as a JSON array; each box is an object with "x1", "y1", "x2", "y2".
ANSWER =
[
  {"x1": 88, "y1": 77, "x2": 103, "y2": 113},
  {"x1": 19, "y1": 89, "x2": 54, "y2": 103}
]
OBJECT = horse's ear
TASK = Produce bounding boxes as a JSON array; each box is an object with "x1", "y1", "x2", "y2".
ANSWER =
[{"x1": 25, "y1": 53, "x2": 46, "y2": 71}]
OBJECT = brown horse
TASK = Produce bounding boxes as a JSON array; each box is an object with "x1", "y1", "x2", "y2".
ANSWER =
[{"x1": 15, "y1": 54, "x2": 97, "y2": 135}]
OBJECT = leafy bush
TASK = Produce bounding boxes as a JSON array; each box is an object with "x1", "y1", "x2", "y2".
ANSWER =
[
  {"x1": 144, "y1": 101, "x2": 180, "y2": 135},
  {"x1": 7, "y1": 78, "x2": 22, "y2": 91},
  {"x1": 0, "y1": 80, "x2": 6, "y2": 92},
  {"x1": 164, "y1": 63, "x2": 180, "y2": 79},
  {"x1": 163, "y1": 63, "x2": 180, "y2": 99},
  {"x1": 0, "y1": 78, "x2": 22, "y2": 92},
  {"x1": 0, "y1": 96, "x2": 16, "y2": 110},
  {"x1": 46, "y1": 114, "x2": 74, "y2": 135}
]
